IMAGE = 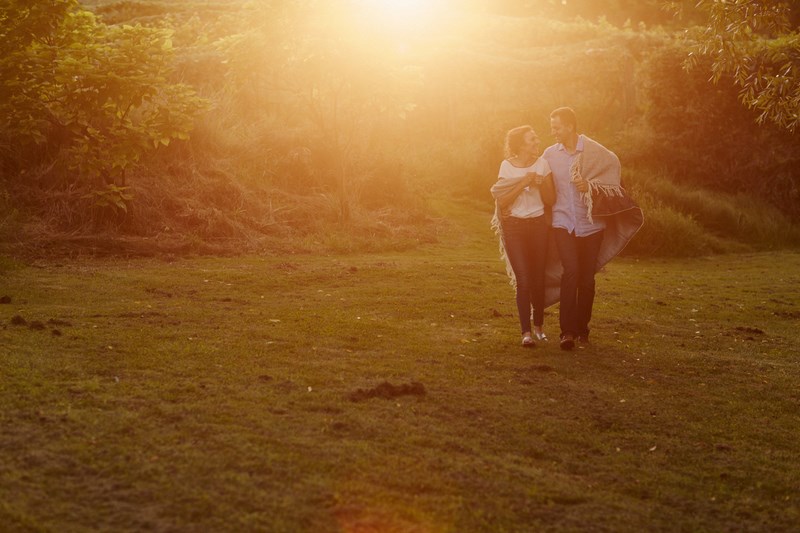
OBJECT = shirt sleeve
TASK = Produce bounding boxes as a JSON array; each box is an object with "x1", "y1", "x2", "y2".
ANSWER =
[
  {"x1": 498, "y1": 160, "x2": 513, "y2": 179},
  {"x1": 532, "y1": 157, "x2": 550, "y2": 175}
]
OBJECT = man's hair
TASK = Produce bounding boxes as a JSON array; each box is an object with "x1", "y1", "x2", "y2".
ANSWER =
[
  {"x1": 550, "y1": 107, "x2": 577, "y2": 130},
  {"x1": 504, "y1": 125, "x2": 534, "y2": 159}
]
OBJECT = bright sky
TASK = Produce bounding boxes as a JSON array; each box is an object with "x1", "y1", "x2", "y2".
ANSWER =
[{"x1": 355, "y1": 0, "x2": 448, "y2": 33}]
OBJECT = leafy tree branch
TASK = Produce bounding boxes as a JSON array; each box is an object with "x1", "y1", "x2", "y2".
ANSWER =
[{"x1": 672, "y1": 0, "x2": 799, "y2": 131}]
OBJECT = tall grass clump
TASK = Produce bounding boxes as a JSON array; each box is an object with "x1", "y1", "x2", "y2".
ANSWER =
[
  {"x1": 624, "y1": 203, "x2": 744, "y2": 256},
  {"x1": 626, "y1": 170, "x2": 800, "y2": 252},
  {"x1": 0, "y1": 188, "x2": 19, "y2": 246}
]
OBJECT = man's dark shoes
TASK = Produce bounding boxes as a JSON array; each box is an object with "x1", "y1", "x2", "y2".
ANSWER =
[
  {"x1": 578, "y1": 335, "x2": 589, "y2": 345},
  {"x1": 559, "y1": 334, "x2": 575, "y2": 351}
]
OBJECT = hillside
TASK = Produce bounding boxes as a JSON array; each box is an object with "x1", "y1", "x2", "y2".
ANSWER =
[{"x1": 1, "y1": 0, "x2": 798, "y2": 257}]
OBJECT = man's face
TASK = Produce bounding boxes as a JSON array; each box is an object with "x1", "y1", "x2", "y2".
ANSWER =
[{"x1": 550, "y1": 116, "x2": 573, "y2": 145}]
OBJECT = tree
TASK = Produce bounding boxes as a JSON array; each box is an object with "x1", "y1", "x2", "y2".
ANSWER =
[
  {"x1": 0, "y1": 0, "x2": 207, "y2": 213},
  {"x1": 672, "y1": 0, "x2": 800, "y2": 132}
]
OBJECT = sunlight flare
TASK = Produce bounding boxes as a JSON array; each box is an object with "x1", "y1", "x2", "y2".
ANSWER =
[{"x1": 355, "y1": 0, "x2": 446, "y2": 33}]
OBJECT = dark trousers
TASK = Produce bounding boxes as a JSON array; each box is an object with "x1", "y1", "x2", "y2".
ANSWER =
[
  {"x1": 502, "y1": 215, "x2": 548, "y2": 334},
  {"x1": 553, "y1": 228, "x2": 604, "y2": 338}
]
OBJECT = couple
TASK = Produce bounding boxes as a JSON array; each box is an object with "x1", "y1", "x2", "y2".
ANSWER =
[{"x1": 491, "y1": 107, "x2": 643, "y2": 350}]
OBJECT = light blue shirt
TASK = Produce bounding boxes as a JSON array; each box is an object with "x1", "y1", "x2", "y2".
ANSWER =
[{"x1": 543, "y1": 135, "x2": 606, "y2": 236}]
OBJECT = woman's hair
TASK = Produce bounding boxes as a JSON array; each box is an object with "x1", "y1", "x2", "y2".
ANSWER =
[
  {"x1": 550, "y1": 106, "x2": 577, "y2": 130},
  {"x1": 504, "y1": 125, "x2": 534, "y2": 159}
]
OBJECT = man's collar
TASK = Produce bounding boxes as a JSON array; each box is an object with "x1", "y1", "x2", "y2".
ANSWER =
[{"x1": 557, "y1": 134, "x2": 583, "y2": 153}]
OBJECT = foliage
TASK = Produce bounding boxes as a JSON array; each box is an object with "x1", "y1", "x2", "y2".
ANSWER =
[
  {"x1": 2, "y1": 0, "x2": 799, "y2": 253},
  {"x1": 624, "y1": 170, "x2": 800, "y2": 256},
  {"x1": 83, "y1": 183, "x2": 134, "y2": 212},
  {"x1": 628, "y1": 43, "x2": 800, "y2": 219},
  {"x1": 0, "y1": 186, "x2": 19, "y2": 243},
  {"x1": 672, "y1": 0, "x2": 800, "y2": 131},
  {"x1": 474, "y1": 0, "x2": 685, "y2": 26},
  {"x1": 0, "y1": 0, "x2": 207, "y2": 194}
]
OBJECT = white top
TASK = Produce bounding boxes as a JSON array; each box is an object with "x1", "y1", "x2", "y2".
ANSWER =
[{"x1": 498, "y1": 157, "x2": 551, "y2": 219}]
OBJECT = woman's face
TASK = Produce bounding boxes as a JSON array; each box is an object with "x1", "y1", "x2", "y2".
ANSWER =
[{"x1": 519, "y1": 131, "x2": 540, "y2": 156}]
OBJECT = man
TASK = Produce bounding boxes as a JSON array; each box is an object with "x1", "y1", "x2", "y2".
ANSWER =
[{"x1": 543, "y1": 107, "x2": 643, "y2": 351}]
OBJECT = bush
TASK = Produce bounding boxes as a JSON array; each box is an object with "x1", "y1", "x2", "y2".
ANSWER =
[
  {"x1": 628, "y1": 43, "x2": 800, "y2": 220},
  {"x1": 0, "y1": 1, "x2": 208, "y2": 203},
  {"x1": 623, "y1": 169, "x2": 800, "y2": 256},
  {"x1": 624, "y1": 204, "x2": 744, "y2": 257},
  {"x1": 626, "y1": 170, "x2": 800, "y2": 249},
  {"x1": 637, "y1": 175, "x2": 800, "y2": 248}
]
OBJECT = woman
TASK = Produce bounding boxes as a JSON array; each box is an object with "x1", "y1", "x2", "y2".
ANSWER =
[{"x1": 491, "y1": 125, "x2": 556, "y2": 347}]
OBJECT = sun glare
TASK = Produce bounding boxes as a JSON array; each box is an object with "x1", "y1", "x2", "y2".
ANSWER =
[{"x1": 356, "y1": 0, "x2": 446, "y2": 33}]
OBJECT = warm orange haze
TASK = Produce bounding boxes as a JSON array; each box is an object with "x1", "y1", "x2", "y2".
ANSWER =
[
  {"x1": 1, "y1": 0, "x2": 798, "y2": 254},
  {"x1": 1, "y1": 1, "x2": 799, "y2": 531}
]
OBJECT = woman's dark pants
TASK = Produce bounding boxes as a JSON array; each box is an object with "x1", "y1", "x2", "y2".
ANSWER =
[
  {"x1": 553, "y1": 228, "x2": 604, "y2": 339},
  {"x1": 502, "y1": 216, "x2": 548, "y2": 334}
]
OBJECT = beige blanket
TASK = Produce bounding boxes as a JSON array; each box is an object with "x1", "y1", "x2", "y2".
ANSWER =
[{"x1": 573, "y1": 136, "x2": 644, "y2": 271}]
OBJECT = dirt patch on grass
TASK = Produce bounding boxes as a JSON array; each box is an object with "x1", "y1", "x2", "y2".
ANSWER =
[
  {"x1": 734, "y1": 326, "x2": 765, "y2": 335},
  {"x1": 348, "y1": 381, "x2": 426, "y2": 402},
  {"x1": 8, "y1": 315, "x2": 74, "y2": 336}
]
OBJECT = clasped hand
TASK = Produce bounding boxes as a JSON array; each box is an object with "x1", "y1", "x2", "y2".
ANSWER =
[
  {"x1": 572, "y1": 176, "x2": 590, "y2": 193},
  {"x1": 525, "y1": 172, "x2": 544, "y2": 187}
]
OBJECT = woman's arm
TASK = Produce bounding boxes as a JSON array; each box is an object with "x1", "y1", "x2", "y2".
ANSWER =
[
  {"x1": 539, "y1": 173, "x2": 556, "y2": 206},
  {"x1": 495, "y1": 176, "x2": 533, "y2": 212}
]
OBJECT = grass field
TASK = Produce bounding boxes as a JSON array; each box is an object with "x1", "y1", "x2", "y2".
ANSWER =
[{"x1": 1, "y1": 202, "x2": 799, "y2": 532}]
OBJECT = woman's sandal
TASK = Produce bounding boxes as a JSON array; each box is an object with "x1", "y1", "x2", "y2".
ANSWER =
[{"x1": 521, "y1": 335, "x2": 535, "y2": 348}]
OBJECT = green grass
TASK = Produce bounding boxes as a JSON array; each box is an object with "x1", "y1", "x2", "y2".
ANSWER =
[{"x1": 1, "y1": 201, "x2": 799, "y2": 532}]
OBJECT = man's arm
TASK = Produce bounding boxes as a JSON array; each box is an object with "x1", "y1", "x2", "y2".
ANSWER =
[{"x1": 539, "y1": 173, "x2": 556, "y2": 205}]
